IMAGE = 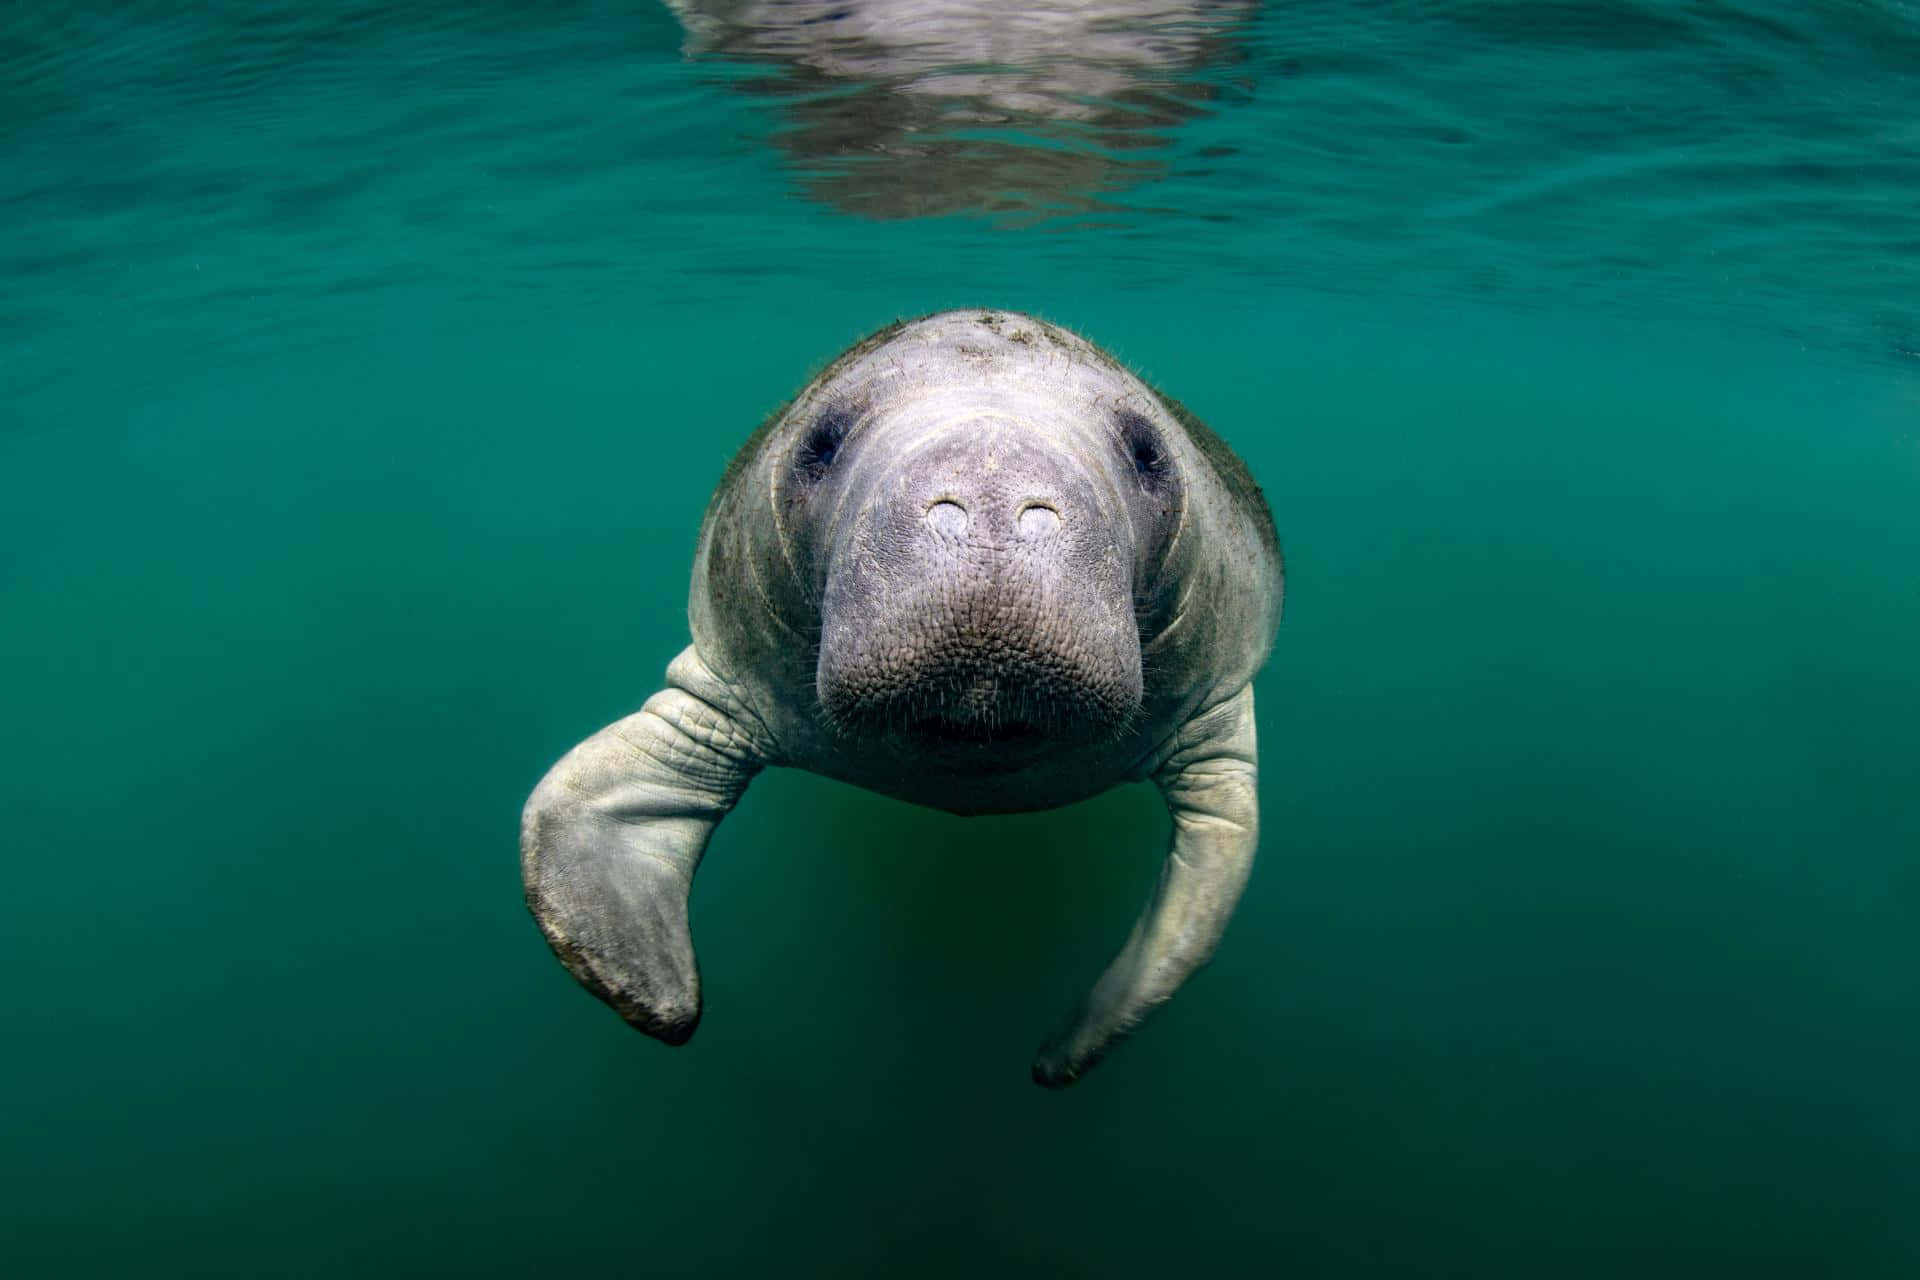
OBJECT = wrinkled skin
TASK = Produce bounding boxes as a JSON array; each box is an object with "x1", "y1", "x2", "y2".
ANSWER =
[{"x1": 522, "y1": 310, "x2": 1282, "y2": 1086}]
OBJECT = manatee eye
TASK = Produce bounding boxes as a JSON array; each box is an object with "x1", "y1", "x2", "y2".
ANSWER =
[
  {"x1": 1117, "y1": 411, "x2": 1171, "y2": 487},
  {"x1": 796, "y1": 409, "x2": 850, "y2": 481}
]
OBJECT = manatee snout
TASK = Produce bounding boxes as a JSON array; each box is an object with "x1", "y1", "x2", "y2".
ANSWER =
[
  {"x1": 904, "y1": 422, "x2": 1087, "y2": 546},
  {"x1": 815, "y1": 418, "x2": 1142, "y2": 753}
]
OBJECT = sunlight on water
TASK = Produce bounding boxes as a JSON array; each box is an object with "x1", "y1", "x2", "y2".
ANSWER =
[
  {"x1": 4, "y1": 0, "x2": 1917, "y2": 389},
  {"x1": 662, "y1": 0, "x2": 1257, "y2": 219}
]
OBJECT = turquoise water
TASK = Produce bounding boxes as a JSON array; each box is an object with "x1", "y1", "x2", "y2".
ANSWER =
[{"x1": 4, "y1": 4, "x2": 1917, "y2": 1275}]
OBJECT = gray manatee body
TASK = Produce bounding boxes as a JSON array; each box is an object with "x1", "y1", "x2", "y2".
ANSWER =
[{"x1": 522, "y1": 310, "x2": 1282, "y2": 1086}]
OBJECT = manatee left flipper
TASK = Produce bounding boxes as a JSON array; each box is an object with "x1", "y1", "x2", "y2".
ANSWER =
[
  {"x1": 1032, "y1": 684, "x2": 1260, "y2": 1087},
  {"x1": 521, "y1": 649, "x2": 764, "y2": 1044}
]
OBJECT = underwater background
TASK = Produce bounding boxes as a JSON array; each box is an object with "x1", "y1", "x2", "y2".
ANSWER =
[{"x1": 3, "y1": 2, "x2": 1917, "y2": 1275}]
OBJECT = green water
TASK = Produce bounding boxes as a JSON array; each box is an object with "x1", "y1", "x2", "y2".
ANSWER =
[{"x1": 4, "y1": 5, "x2": 1917, "y2": 1276}]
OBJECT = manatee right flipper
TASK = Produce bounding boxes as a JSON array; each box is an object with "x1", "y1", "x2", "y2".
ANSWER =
[
  {"x1": 1032, "y1": 685, "x2": 1260, "y2": 1087},
  {"x1": 520, "y1": 648, "x2": 764, "y2": 1044}
]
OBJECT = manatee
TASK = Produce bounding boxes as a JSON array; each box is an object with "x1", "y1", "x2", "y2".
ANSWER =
[{"x1": 522, "y1": 310, "x2": 1282, "y2": 1086}]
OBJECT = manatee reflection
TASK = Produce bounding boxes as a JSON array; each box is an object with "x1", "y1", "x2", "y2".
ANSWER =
[{"x1": 664, "y1": 0, "x2": 1253, "y2": 219}]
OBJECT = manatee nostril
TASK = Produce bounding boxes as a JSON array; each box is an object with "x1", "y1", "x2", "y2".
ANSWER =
[
  {"x1": 1017, "y1": 502, "x2": 1060, "y2": 538},
  {"x1": 926, "y1": 499, "x2": 969, "y2": 538}
]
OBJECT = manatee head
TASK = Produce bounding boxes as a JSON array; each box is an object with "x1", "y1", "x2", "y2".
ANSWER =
[{"x1": 768, "y1": 312, "x2": 1189, "y2": 770}]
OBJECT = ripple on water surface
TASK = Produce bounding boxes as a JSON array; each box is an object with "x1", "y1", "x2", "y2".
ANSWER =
[{"x1": 2, "y1": 1, "x2": 1917, "y2": 385}]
